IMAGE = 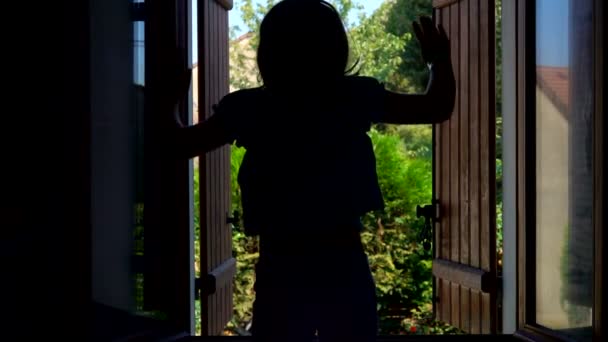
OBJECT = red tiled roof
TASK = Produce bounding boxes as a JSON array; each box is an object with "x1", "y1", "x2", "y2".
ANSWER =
[
  {"x1": 234, "y1": 31, "x2": 254, "y2": 43},
  {"x1": 537, "y1": 66, "x2": 569, "y2": 115}
]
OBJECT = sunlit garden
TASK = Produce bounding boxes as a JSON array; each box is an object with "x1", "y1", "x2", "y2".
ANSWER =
[{"x1": 193, "y1": 0, "x2": 502, "y2": 336}]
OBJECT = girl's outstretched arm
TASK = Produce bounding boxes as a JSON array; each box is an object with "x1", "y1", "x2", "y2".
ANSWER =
[
  {"x1": 165, "y1": 58, "x2": 233, "y2": 159},
  {"x1": 171, "y1": 112, "x2": 232, "y2": 159},
  {"x1": 381, "y1": 16, "x2": 456, "y2": 125}
]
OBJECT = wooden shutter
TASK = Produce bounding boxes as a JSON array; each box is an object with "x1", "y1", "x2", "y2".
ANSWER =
[
  {"x1": 198, "y1": 0, "x2": 236, "y2": 336},
  {"x1": 432, "y1": 0, "x2": 497, "y2": 334},
  {"x1": 144, "y1": 0, "x2": 193, "y2": 331}
]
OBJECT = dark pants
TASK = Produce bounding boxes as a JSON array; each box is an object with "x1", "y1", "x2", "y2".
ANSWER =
[{"x1": 251, "y1": 231, "x2": 378, "y2": 342}]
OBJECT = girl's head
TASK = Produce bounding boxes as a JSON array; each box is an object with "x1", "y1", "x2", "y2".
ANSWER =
[{"x1": 257, "y1": 0, "x2": 354, "y2": 91}]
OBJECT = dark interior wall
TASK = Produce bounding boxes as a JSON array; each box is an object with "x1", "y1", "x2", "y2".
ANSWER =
[
  {"x1": 89, "y1": 0, "x2": 135, "y2": 312},
  {"x1": 1, "y1": 1, "x2": 92, "y2": 338},
  {"x1": 2, "y1": 0, "x2": 137, "y2": 337}
]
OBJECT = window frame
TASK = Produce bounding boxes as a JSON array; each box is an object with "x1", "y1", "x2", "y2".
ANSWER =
[
  {"x1": 511, "y1": 0, "x2": 606, "y2": 340},
  {"x1": 135, "y1": 0, "x2": 606, "y2": 339}
]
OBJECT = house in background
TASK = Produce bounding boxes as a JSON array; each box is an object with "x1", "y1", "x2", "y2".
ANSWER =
[
  {"x1": 192, "y1": 31, "x2": 255, "y2": 124},
  {"x1": 534, "y1": 66, "x2": 573, "y2": 328},
  {"x1": 534, "y1": 66, "x2": 594, "y2": 329}
]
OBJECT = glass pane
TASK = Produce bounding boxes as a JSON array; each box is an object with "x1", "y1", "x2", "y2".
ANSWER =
[
  {"x1": 535, "y1": 0, "x2": 593, "y2": 339},
  {"x1": 132, "y1": 4, "x2": 145, "y2": 312}
]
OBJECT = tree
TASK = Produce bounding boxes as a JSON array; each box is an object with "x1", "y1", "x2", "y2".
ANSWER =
[
  {"x1": 384, "y1": 0, "x2": 433, "y2": 92},
  {"x1": 348, "y1": 1, "x2": 410, "y2": 91}
]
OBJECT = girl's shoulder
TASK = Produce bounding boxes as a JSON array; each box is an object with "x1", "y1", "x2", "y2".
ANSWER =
[
  {"x1": 341, "y1": 75, "x2": 385, "y2": 104},
  {"x1": 212, "y1": 86, "x2": 268, "y2": 124},
  {"x1": 343, "y1": 75, "x2": 383, "y2": 89},
  {"x1": 217, "y1": 86, "x2": 266, "y2": 108},
  {"x1": 335, "y1": 76, "x2": 386, "y2": 125}
]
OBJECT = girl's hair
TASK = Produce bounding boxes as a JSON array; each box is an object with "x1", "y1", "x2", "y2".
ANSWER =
[{"x1": 257, "y1": 0, "x2": 358, "y2": 90}]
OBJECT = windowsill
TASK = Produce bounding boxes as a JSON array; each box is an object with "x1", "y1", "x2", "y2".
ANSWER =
[
  {"x1": 92, "y1": 302, "x2": 520, "y2": 341},
  {"x1": 182, "y1": 335, "x2": 518, "y2": 341},
  {"x1": 92, "y1": 302, "x2": 188, "y2": 341}
]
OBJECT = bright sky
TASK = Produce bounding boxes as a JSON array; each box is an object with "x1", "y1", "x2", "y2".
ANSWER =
[
  {"x1": 536, "y1": 0, "x2": 569, "y2": 66},
  {"x1": 192, "y1": 0, "x2": 385, "y2": 63}
]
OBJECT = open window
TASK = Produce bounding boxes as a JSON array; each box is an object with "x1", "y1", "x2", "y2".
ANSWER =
[
  {"x1": 137, "y1": 0, "x2": 606, "y2": 339},
  {"x1": 502, "y1": 0, "x2": 606, "y2": 340}
]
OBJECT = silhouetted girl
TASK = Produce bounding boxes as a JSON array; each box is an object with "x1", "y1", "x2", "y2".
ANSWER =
[{"x1": 173, "y1": 1, "x2": 454, "y2": 341}]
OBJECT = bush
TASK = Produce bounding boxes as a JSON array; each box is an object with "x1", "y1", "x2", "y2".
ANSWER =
[{"x1": 362, "y1": 128, "x2": 434, "y2": 334}]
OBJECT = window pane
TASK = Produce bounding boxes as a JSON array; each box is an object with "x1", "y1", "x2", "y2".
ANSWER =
[{"x1": 535, "y1": 0, "x2": 593, "y2": 339}]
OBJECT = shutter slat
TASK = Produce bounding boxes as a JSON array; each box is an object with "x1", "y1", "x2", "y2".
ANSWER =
[
  {"x1": 432, "y1": 0, "x2": 496, "y2": 333},
  {"x1": 441, "y1": 279, "x2": 451, "y2": 323},
  {"x1": 440, "y1": 0, "x2": 451, "y2": 271},
  {"x1": 459, "y1": 0, "x2": 471, "y2": 331},
  {"x1": 434, "y1": 9, "x2": 443, "y2": 322},
  {"x1": 482, "y1": 292, "x2": 492, "y2": 333},
  {"x1": 199, "y1": 0, "x2": 234, "y2": 336},
  {"x1": 459, "y1": 0, "x2": 470, "y2": 268},
  {"x1": 469, "y1": 0, "x2": 482, "y2": 326},
  {"x1": 449, "y1": 5, "x2": 460, "y2": 329},
  {"x1": 449, "y1": 0, "x2": 460, "y2": 267},
  {"x1": 461, "y1": 286, "x2": 471, "y2": 332},
  {"x1": 469, "y1": 0, "x2": 481, "y2": 271},
  {"x1": 451, "y1": 283, "x2": 461, "y2": 328},
  {"x1": 439, "y1": 6, "x2": 451, "y2": 325},
  {"x1": 471, "y1": 289, "x2": 481, "y2": 334},
  {"x1": 479, "y1": 0, "x2": 495, "y2": 275}
]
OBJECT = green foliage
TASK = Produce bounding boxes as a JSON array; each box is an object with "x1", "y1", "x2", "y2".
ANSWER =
[
  {"x1": 227, "y1": 145, "x2": 259, "y2": 331},
  {"x1": 195, "y1": 299, "x2": 202, "y2": 336},
  {"x1": 361, "y1": 129, "x2": 433, "y2": 334},
  {"x1": 400, "y1": 306, "x2": 463, "y2": 335},
  {"x1": 495, "y1": 0, "x2": 504, "y2": 258},
  {"x1": 395, "y1": 124, "x2": 433, "y2": 160},
  {"x1": 384, "y1": 0, "x2": 433, "y2": 92},
  {"x1": 348, "y1": 3, "x2": 412, "y2": 90}
]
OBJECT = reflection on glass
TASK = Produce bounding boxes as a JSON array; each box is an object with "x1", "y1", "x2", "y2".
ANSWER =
[
  {"x1": 535, "y1": 0, "x2": 593, "y2": 339},
  {"x1": 133, "y1": 20, "x2": 145, "y2": 85}
]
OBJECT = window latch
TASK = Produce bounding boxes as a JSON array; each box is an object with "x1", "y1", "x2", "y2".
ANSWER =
[
  {"x1": 226, "y1": 210, "x2": 241, "y2": 230},
  {"x1": 416, "y1": 199, "x2": 440, "y2": 251}
]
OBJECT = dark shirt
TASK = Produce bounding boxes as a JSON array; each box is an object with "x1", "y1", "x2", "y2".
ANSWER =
[{"x1": 211, "y1": 75, "x2": 386, "y2": 236}]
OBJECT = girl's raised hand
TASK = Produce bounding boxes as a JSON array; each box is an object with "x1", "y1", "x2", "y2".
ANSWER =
[{"x1": 412, "y1": 16, "x2": 450, "y2": 66}]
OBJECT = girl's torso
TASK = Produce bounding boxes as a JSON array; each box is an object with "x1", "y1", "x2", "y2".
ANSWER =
[{"x1": 214, "y1": 76, "x2": 387, "y2": 236}]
